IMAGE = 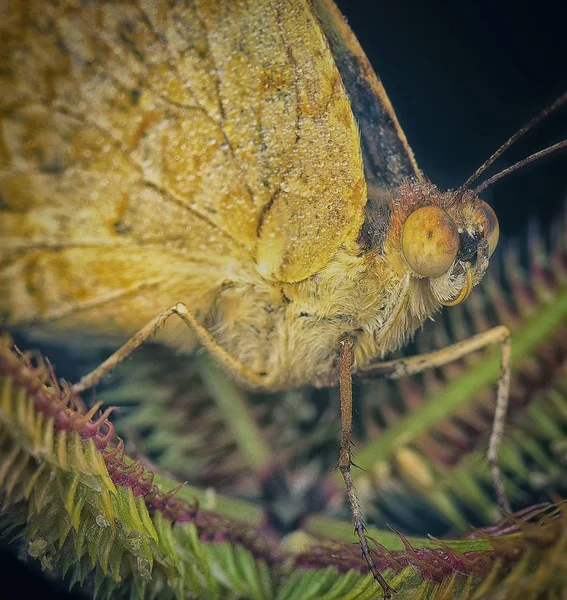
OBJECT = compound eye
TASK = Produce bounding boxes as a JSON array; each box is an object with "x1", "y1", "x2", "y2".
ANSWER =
[
  {"x1": 401, "y1": 206, "x2": 460, "y2": 278},
  {"x1": 478, "y1": 200, "x2": 499, "y2": 257}
]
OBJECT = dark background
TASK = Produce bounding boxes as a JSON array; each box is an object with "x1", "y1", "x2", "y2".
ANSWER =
[{"x1": 5, "y1": 1, "x2": 567, "y2": 597}]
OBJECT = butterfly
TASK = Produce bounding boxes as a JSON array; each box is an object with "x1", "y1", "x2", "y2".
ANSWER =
[{"x1": 1, "y1": 1, "x2": 565, "y2": 596}]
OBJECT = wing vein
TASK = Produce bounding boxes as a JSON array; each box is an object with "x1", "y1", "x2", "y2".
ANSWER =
[
  {"x1": 255, "y1": 0, "x2": 302, "y2": 238},
  {"x1": 133, "y1": 0, "x2": 218, "y2": 123},
  {"x1": 47, "y1": 103, "x2": 249, "y2": 253},
  {"x1": 192, "y1": 2, "x2": 258, "y2": 210}
]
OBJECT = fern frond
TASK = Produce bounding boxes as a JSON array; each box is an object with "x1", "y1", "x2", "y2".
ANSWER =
[
  {"x1": 2, "y1": 334, "x2": 567, "y2": 599},
  {"x1": 0, "y1": 337, "x2": 279, "y2": 598}
]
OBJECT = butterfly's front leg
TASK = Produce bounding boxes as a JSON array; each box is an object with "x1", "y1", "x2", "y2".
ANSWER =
[
  {"x1": 339, "y1": 338, "x2": 393, "y2": 599},
  {"x1": 71, "y1": 303, "x2": 270, "y2": 394},
  {"x1": 358, "y1": 325, "x2": 512, "y2": 515}
]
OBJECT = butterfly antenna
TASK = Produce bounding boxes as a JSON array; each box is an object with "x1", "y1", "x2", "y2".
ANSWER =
[
  {"x1": 456, "y1": 90, "x2": 567, "y2": 196},
  {"x1": 473, "y1": 138, "x2": 567, "y2": 194}
]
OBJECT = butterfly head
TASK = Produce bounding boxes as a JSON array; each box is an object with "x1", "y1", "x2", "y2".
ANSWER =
[{"x1": 389, "y1": 179, "x2": 499, "y2": 306}]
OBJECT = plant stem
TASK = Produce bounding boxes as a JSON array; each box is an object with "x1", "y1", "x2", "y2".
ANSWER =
[{"x1": 196, "y1": 354, "x2": 272, "y2": 470}]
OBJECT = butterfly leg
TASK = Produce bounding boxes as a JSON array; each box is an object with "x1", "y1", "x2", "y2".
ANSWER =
[
  {"x1": 358, "y1": 325, "x2": 512, "y2": 515},
  {"x1": 72, "y1": 303, "x2": 268, "y2": 394},
  {"x1": 339, "y1": 337, "x2": 393, "y2": 599}
]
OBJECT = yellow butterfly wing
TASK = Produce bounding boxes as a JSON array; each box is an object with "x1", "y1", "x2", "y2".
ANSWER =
[{"x1": 0, "y1": 0, "x2": 367, "y2": 341}]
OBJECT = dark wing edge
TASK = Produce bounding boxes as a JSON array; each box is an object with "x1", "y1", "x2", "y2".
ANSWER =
[{"x1": 311, "y1": 0, "x2": 423, "y2": 188}]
